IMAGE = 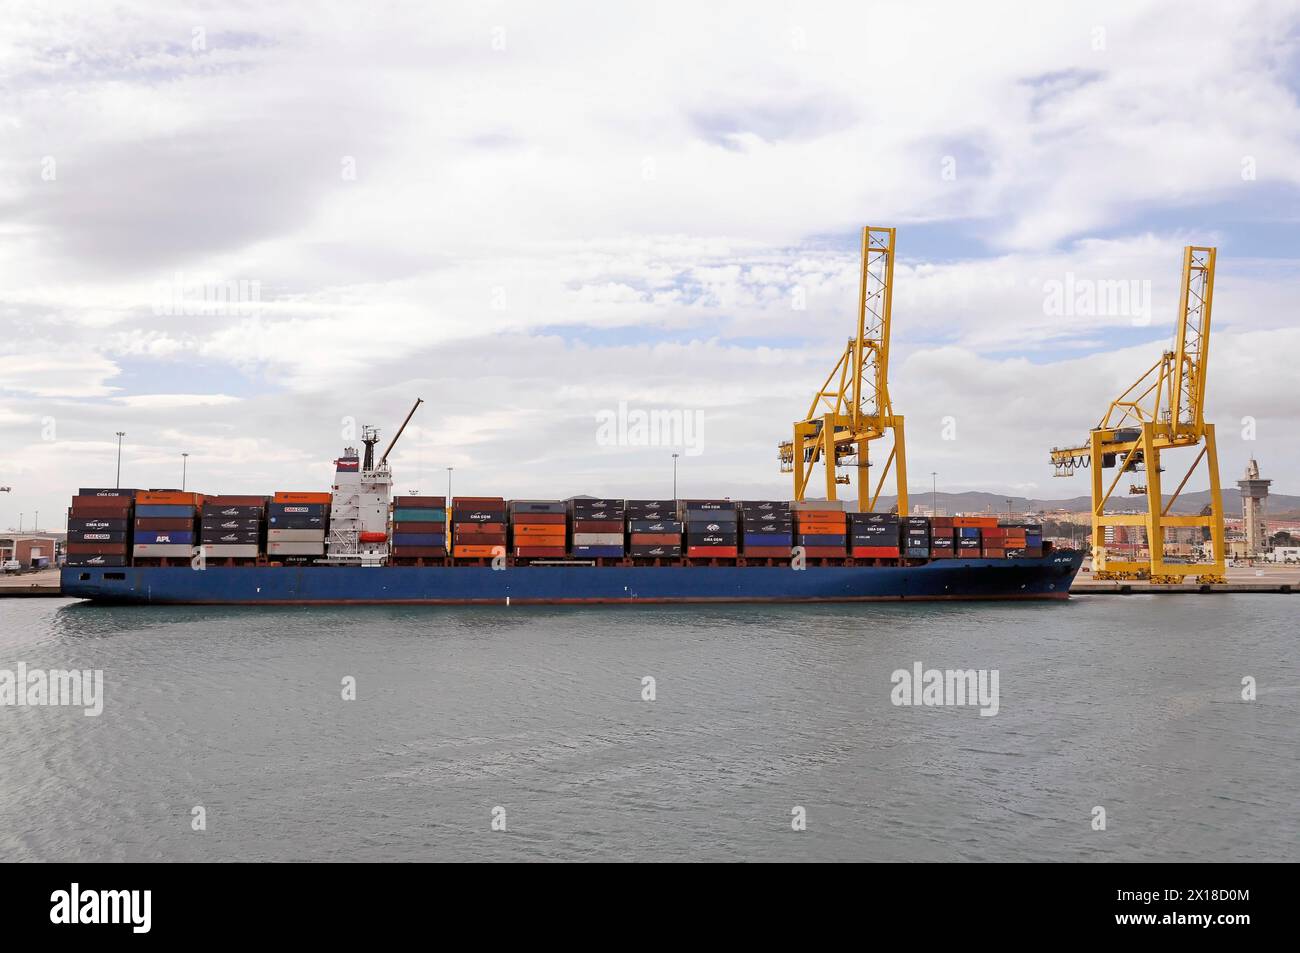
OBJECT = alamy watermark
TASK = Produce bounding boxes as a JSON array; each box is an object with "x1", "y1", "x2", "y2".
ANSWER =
[
  {"x1": 153, "y1": 272, "x2": 261, "y2": 316},
  {"x1": 1043, "y1": 273, "x2": 1150, "y2": 325},
  {"x1": 890, "y1": 662, "x2": 1000, "y2": 716},
  {"x1": 596, "y1": 400, "x2": 704, "y2": 456},
  {"x1": 1, "y1": 663, "x2": 104, "y2": 716}
]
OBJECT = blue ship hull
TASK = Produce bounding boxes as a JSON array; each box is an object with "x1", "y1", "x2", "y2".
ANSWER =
[{"x1": 61, "y1": 550, "x2": 1083, "y2": 604}]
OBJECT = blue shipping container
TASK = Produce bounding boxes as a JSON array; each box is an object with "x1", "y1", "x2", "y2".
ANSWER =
[
  {"x1": 135, "y1": 530, "x2": 194, "y2": 545},
  {"x1": 958, "y1": 527, "x2": 982, "y2": 538},
  {"x1": 392, "y1": 533, "x2": 445, "y2": 547},
  {"x1": 135, "y1": 504, "x2": 195, "y2": 519},
  {"x1": 744, "y1": 532, "x2": 793, "y2": 545},
  {"x1": 799, "y1": 534, "x2": 847, "y2": 546},
  {"x1": 572, "y1": 545, "x2": 624, "y2": 558}
]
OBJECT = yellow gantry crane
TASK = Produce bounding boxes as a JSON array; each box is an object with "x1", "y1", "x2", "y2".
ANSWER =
[
  {"x1": 779, "y1": 226, "x2": 908, "y2": 513},
  {"x1": 1050, "y1": 245, "x2": 1226, "y2": 584}
]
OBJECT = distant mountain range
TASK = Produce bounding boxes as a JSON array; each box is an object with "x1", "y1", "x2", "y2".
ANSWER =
[{"x1": 874, "y1": 488, "x2": 1300, "y2": 517}]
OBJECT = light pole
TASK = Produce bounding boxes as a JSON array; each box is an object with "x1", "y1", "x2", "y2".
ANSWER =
[
  {"x1": 446, "y1": 466, "x2": 453, "y2": 504},
  {"x1": 115, "y1": 432, "x2": 125, "y2": 488},
  {"x1": 182, "y1": 452, "x2": 189, "y2": 491},
  {"x1": 672, "y1": 452, "x2": 679, "y2": 499},
  {"x1": 931, "y1": 471, "x2": 937, "y2": 517}
]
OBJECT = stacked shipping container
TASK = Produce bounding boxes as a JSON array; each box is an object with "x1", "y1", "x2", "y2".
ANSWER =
[
  {"x1": 929, "y1": 516, "x2": 956, "y2": 558},
  {"x1": 903, "y1": 516, "x2": 931, "y2": 558},
  {"x1": 739, "y1": 501, "x2": 792, "y2": 557},
  {"x1": 850, "y1": 512, "x2": 901, "y2": 558},
  {"x1": 794, "y1": 500, "x2": 847, "y2": 557},
  {"x1": 66, "y1": 488, "x2": 135, "y2": 567},
  {"x1": 268, "y1": 491, "x2": 330, "y2": 557},
  {"x1": 134, "y1": 490, "x2": 202, "y2": 560},
  {"x1": 625, "y1": 500, "x2": 681, "y2": 558},
  {"x1": 452, "y1": 497, "x2": 506, "y2": 558},
  {"x1": 682, "y1": 500, "x2": 737, "y2": 558},
  {"x1": 509, "y1": 500, "x2": 567, "y2": 558},
  {"x1": 391, "y1": 495, "x2": 447, "y2": 560},
  {"x1": 200, "y1": 495, "x2": 266, "y2": 559},
  {"x1": 571, "y1": 498, "x2": 624, "y2": 558}
]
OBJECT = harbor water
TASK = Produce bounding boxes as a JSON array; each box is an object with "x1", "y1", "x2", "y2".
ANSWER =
[{"x1": 0, "y1": 596, "x2": 1294, "y2": 862}]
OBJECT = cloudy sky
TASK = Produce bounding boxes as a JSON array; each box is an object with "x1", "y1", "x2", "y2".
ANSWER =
[{"x1": 2, "y1": 1, "x2": 1298, "y2": 530}]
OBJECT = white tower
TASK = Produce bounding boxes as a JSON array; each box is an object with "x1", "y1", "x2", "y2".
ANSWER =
[{"x1": 325, "y1": 427, "x2": 393, "y2": 567}]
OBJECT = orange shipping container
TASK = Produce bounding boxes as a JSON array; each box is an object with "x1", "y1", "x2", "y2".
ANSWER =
[
  {"x1": 138, "y1": 490, "x2": 204, "y2": 506},
  {"x1": 953, "y1": 516, "x2": 999, "y2": 528},
  {"x1": 515, "y1": 524, "x2": 566, "y2": 537},
  {"x1": 795, "y1": 512, "x2": 847, "y2": 526},
  {"x1": 454, "y1": 544, "x2": 504, "y2": 558},
  {"x1": 274, "y1": 492, "x2": 332, "y2": 504}
]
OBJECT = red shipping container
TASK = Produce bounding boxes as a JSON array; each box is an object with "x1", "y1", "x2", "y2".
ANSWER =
[
  {"x1": 390, "y1": 546, "x2": 446, "y2": 558},
  {"x1": 452, "y1": 497, "x2": 505, "y2": 509},
  {"x1": 70, "y1": 505, "x2": 137, "y2": 519},
  {"x1": 982, "y1": 548, "x2": 1006, "y2": 558},
  {"x1": 392, "y1": 521, "x2": 445, "y2": 533},
  {"x1": 630, "y1": 532, "x2": 680, "y2": 544},
  {"x1": 573, "y1": 519, "x2": 622, "y2": 533},
  {"x1": 742, "y1": 546, "x2": 792, "y2": 557},
  {"x1": 511, "y1": 513, "x2": 567, "y2": 525},
  {"x1": 71, "y1": 495, "x2": 131, "y2": 512},
  {"x1": 687, "y1": 545, "x2": 738, "y2": 557},
  {"x1": 513, "y1": 546, "x2": 568, "y2": 558},
  {"x1": 852, "y1": 546, "x2": 901, "y2": 558},
  {"x1": 453, "y1": 524, "x2": 504, "y2": 537},
  {"x1": 802, "y1": 546, "x2": 847, "y2": 557},
  {"x1": 66, "y1": 543, "x2": 129, "y2": 555},
  {"x1": 273, "y1": 491, "x2": 331, "y2": 504},
  {"x1": 395, "y1": 496, "x2": 446, "y2": 507}
]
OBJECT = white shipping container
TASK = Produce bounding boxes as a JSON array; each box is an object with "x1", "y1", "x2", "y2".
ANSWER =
[
  {"x1": 200, "y1": 544, "x2": 260, "y2": 558},
  {"x1": 571, "y1": 533, "x2": 623, "y2": 546},
  {"x1": 268, "y1": 542, "x2": 325, "y2": 556},
  {"x1": 132, "y1": 543, "x2": 194, "y2": 558},
  {"x1": 268, "y1": 529, "x2": 327, "y2": 542}
]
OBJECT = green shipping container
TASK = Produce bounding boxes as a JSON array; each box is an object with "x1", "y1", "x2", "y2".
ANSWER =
[{"x1": 392, "y1": 508, "x2": 446, "y2": 522}]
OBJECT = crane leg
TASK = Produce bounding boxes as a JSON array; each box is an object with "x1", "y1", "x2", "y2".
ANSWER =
[
  {"x1": 892, "y1": 417, "x2": 908, "y2": 516},
  {"x1": 1143, "y1": 425, "x2": 1181, "y2": 584},
  {"x1": 1198, "y1": 424, "x2": 1227, "y2": 583},
  {"x1": 857, "y1": 438, "x2": 869, "y2": 512},
  {"x1": 822, "y1": 415, "x2": 838, "y2": 501}
]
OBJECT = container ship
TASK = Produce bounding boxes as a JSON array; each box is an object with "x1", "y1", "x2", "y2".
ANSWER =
[
  {"x1": 59, "y1": 418, "x2": 1082, "y2": 606},
  {"x1": 59, "y1": 226, "x2": 1086, "y2": 605}
]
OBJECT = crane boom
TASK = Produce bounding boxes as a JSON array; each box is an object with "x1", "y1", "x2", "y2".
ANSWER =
[{"x1": 379, "y1": 397, "x2": 423, "y2": 466}]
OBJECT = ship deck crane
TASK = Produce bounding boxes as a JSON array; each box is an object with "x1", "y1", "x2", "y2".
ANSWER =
[
  {"x1": 1049, "y1": 246, "x2": 1225, "y2": 584},
  {"x1": 779, "y1": 226, "x2": 908, "y2": 513}
]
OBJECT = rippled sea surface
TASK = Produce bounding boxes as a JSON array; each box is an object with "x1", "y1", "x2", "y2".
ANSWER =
[{"x1": 0, "y1": 595, "x2": 1295, "y2": 862}]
